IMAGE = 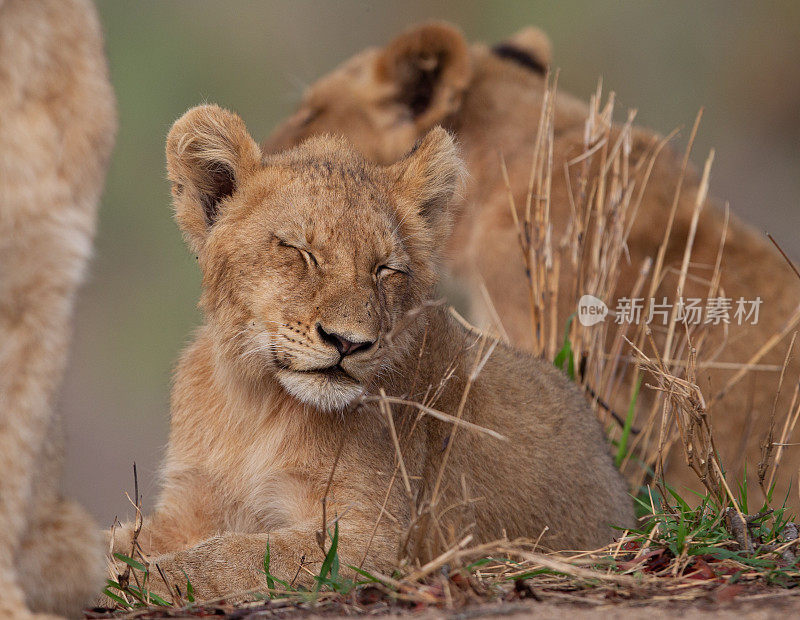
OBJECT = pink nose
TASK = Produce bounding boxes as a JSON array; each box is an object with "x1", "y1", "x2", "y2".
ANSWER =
[{"x1": 316, "y1": 324, "x2": 374, "y2": 357}]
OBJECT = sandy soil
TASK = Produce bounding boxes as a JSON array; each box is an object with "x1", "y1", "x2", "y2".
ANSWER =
[{"x1": 86, "y1": 587, "x2": 800, "y2": 619}]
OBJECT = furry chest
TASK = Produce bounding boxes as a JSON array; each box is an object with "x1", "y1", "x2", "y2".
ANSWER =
[{"x1": 211, "y1": 431, "x2": 319, "y2": 533}]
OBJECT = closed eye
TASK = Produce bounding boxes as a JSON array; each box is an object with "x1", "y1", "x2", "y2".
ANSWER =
[
  {"x1": 278, "y1": 239, "x2": 318, "y2": 268},
  {"x1": 376, "y1": 264, "x2": 408, "y2": 278}
]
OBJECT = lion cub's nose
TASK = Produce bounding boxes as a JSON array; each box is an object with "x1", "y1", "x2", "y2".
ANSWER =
[{"x1": 316, "y1": 324, "x2": 374, "y2": 357}]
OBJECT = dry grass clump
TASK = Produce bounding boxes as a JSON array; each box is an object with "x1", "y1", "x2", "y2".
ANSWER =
[{"x1": 98, "y1": 76, "x2": 800, "y2": 618}]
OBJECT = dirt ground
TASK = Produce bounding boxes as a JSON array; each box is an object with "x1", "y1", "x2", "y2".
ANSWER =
[
  {"x1": 388, "y1": 596, "x2": 800, "y2": 619},
  {"x1": 86, "y1": 585, "x2": 800, "y2": 619}
]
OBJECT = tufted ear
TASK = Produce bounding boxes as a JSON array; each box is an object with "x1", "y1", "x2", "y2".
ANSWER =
[
  {"x1": 166, "y1": 104, "x2": 261, "y2": 253},
  {"x1": 389, "y1": 127, "x2": 465, "y2": 244},
  {"x1": 493, "y1": 26, "x2": 552, "y2": 74},
  {"x1": 375, "y1": 22, "x2": 472, "y2": 132}
]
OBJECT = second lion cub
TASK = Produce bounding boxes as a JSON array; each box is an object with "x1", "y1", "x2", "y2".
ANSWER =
[{"x1": 113, "y1": 104, "x2": 633, "y2": 600}]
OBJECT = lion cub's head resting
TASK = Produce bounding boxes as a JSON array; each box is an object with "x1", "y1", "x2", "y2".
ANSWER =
[{"x1": 167, "y1": 105, "x2": 463, "y2": 411}]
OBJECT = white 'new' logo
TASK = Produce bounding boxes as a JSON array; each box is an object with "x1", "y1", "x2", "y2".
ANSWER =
[{"x1": 578, "y1": 295, "x2": 608, "y2": 326}]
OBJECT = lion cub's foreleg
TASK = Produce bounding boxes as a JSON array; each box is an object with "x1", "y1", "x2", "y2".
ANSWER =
[
  {"x1": 138, "y1": 520, "x2": 398, "y2": 601},
  {"x1": 151, "y1": 529, "x2": 317, "y2": 599}
]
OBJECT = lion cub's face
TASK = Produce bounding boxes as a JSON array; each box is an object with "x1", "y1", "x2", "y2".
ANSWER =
[{"x1": 166, "y1": 105, "x2": 462, "y2": 411}]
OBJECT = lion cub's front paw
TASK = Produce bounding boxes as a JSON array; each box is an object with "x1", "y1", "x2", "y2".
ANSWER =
[
  {"x1": 149, "y1": 537, "x2": 269, "y2": 602},
  {"x1": 145, "y1": 543, "x2": 220, "y2": 602}
]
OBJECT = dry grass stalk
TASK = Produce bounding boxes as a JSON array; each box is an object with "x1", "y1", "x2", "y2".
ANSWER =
[
  {"x1": 497, "y1": 77, "x2": 800, "y2": 510},
  {"x1": 759, "y1": 332, "x2": 798, "y2": 493}
]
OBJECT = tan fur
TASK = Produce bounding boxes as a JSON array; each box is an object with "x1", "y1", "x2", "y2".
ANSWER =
[
  {"x1": 111, "y1": 105, "x2": 633, "y2": 601},
  {"x1": 0, "y1": 1, "x2": 116, "y2": 617},
  {"x1": 263, "y1": 22, "x2": 800, "y2": 505}
]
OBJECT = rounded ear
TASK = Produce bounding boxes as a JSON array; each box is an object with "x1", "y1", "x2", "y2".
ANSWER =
[
  {"x1": 375, "y1": 22, "x2": 472, "y2": 131},
  {"x1": 389, "y1": 127, "x2": 465, "y2": 244},
  {"x1": 493, "y1": 26, "x2": 552, "y2": 74},
  {"x1": 166, "y1": 104, "x2": 261, "y2": 253}
]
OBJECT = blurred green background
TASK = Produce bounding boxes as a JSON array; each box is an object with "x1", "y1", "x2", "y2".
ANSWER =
[{"x1": 61, "y1": 1, "x2": 800, "y2": 525}]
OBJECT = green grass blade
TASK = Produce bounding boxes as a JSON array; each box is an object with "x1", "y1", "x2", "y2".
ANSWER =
[
  {"x1": 262, "y1": 537, "x2": 276, "y2": 594},
  {"x1": 347, "y1": 565, "x2": 382, "y2": 584},
  {"x1": 554, "y1": 314, "x2": 576, "y2": 379},
  {"x1": 134, "y1": 588, "x2": 171, "y2": 607},
  {"x1": 691, "y1": 546, "x2": 776, "y2": 568},
  {"x1": 508, "y1": 568, "x2": 561, "y2": 580},
  {"x1": 315, "y1": 521, "x2": 340, "y2": 592},
  {"x1": 666, "y1": 486, "x2": 691, "y2": 514},
  {"x1": 113, "y1": 552, "x2": 146, "y2": 572},
  {"x1": 181, "y1": 570, "x2": 195, "y2": 603},
  {"x1": 614, "y1": 375, "x2": 642, "y2": 467},
  {"x1": 103, "y1": 587, "x2": 132, "y2": 609}
]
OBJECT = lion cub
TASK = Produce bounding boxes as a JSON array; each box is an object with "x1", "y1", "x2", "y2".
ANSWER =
[{"x1": 112, "y1": 104, "x2": 633, "y2": 599}]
